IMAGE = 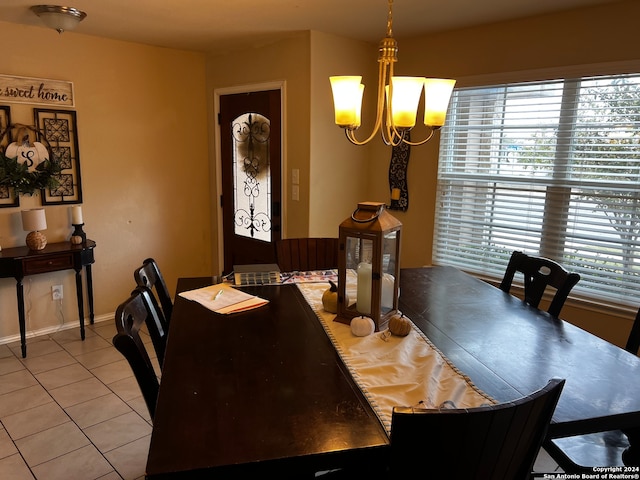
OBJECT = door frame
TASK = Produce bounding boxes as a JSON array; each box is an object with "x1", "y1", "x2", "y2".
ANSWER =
[{"x1": 213, "y1": 81, "x2": 287, "y2": 273}]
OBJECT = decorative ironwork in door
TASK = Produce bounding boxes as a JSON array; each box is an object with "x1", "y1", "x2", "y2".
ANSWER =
[
  {"x1": 232, "y1": 112, "x2": 271, "y2": 242},
  {"x1": 220, "y1": 89, "x2": 281, "y2": 273}
]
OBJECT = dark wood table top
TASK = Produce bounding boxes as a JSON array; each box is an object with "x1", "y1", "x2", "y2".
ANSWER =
[
  {"x1": 398, "y1": 266, "x2": 640, "y2": 439},
  {"x1": 145, "y1": 277, "x2": 389, "y2": 479},
  {"x1": 147, "y1": 267, "x2": 640, "y2": 477}
]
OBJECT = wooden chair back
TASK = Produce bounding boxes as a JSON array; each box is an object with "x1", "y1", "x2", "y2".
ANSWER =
[
  {"x1": 134, "y1": 257, "x2": 173, "y2": 322},
  {"x1": 389, "y1": 378, "x2": 565, "y2": 480},
  {"x1": 113, "y1": 287, "x2": 162, "y2": 420},
  {"x1": 625, "y1": 306, "x2": 640, "y2": 354},
  {"x1": 499, "y1": 250, "x2": 580, "y2": 318},
  {"x1": 276, "y1": 238, "x2": 339, "y2": 272}
]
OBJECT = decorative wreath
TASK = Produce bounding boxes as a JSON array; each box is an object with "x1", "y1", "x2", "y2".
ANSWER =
[
  {"x1": 0, "y1": 152, "x2": 61, "y2": 195},
  {"x1": 0, "y1": 124, "x2": 62, "y2": 196}
]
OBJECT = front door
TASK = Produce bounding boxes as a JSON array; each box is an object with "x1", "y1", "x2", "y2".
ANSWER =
[{"x1": 219, "y1": 90, "x2": 282, "y2": 274}]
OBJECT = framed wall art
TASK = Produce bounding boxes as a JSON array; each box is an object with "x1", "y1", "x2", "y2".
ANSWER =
[
  {"x1": 0, "y1": 105, "x2": 19, "y2": 207},
  {"x1": 34, "y1": 108, "x2": 82, "y2": 205}
]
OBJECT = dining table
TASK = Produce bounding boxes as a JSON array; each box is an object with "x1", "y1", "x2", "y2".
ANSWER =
[
  {"x1": 397, "y1": 266, "x2": 640, "y2": 465},
  {"x1": 145, "y1": 266, "x2": 640, "y2": 478},
  {"x1": 145, "y1": 276, "x2": 390, "y2": 479}
]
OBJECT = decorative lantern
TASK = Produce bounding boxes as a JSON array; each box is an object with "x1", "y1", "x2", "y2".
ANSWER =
[{"x1": 335, "y1": 201, "x2": 402, "y2": 332}]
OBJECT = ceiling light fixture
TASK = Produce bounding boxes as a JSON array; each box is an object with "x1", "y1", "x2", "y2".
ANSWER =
[
  {"x1": 30, "y1": 5, "x2": 87, "y2": 34},
  {"x1": 329, "y1": 0, "x2": 456, "y2": 147}
]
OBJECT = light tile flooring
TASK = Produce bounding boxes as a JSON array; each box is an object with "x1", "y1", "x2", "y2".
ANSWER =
[
  {"x1": 0, "y1": 319, "x2": 562, "y2": 480},
  {"x1": 0, "y1": 320, "x2": 157, "y2": 480}
]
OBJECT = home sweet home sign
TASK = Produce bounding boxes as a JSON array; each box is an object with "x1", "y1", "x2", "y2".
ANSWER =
[{"x1": 0, "y1": 74, "x2": 74, "y2": 107}]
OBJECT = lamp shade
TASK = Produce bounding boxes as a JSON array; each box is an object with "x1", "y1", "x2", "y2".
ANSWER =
[
  {"x1": 423, "y1": 79, "x2": 456, "y2": 127},
  {"x1": 21, "y1": 208, "x2": 47, "y2": 232},
  {"x1": 389, "y1": 76, "x2": 424, "y2": 129},
  {"x1": 329, "y1": 76, "x2": 364, "y2": 128}
]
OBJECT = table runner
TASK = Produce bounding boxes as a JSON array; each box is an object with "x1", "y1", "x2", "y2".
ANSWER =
[{"x1": 297, "y1": 282, "x2": 496, "y2": 436}]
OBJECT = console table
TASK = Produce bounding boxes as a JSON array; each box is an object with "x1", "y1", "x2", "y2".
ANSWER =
[{"x1": 0, "y1": 240, "x2": 96, "y2": 357}]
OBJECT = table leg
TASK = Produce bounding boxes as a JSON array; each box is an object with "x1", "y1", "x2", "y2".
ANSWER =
[
  {"x1": 15, "y1": 277, "x2": 26, "y2": 358},
  {"x1": 75, "y1": 268, "x2": 85, "y2": 340},
  {"x1": 86, "y1": 264, "x2": 95, "y2": 324}
]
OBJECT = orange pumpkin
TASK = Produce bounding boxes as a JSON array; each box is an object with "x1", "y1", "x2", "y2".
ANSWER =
[
  {"x1": 322, "y1": 281, "x2": 338, "y2": 313},
  {"x1": 389, "y1": 313, "x2": 411, "y2": 336}
]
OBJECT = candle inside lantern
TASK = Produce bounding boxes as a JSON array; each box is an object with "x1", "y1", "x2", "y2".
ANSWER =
[
  {"x1": 71, "y1": 206, "x2": 83, "y2": 224},
  {"x1": 356, "y1": 262, "x2": 372, "y2": 315},
  {"x1": 391, "y1": 188, "x2": 401, "y2": 201},
  {"x1": 382, "y1": 273, "x2": 395, "y2": 309}
]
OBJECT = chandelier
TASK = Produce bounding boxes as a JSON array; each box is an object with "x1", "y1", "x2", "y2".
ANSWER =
[{"x1": 329, "y1": 0, "x2": 456, "y2": 147}]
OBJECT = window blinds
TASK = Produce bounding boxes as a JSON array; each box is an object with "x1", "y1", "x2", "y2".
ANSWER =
[{"x1": 434, "y1": 74, "x2": 640, "y2": 306}]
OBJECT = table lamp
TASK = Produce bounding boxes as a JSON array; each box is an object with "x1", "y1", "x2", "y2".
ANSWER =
[{"x1": 22, "y1": 208, "x2": 47, "y2": 250}]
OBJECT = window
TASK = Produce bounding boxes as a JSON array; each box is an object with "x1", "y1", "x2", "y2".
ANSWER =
[{"x1": 434, "y1": 73, "x2": 640, "y2": 306}]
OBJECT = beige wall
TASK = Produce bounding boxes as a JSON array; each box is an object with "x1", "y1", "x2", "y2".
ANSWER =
[
  {"x1": 309, "y1": 31, "x2": 376, "y2": 237},
  {"x1": 203, "y1": 0, "x2": 640, "y2": 348},
  {"x1": 400, "y1": 0, "x2": 640, "y2": 80},
  {"x1": 205, "y1": 32, "x2": 313, "y2": 246},
  {"x1": 362, "y1": 0, "x2": 640, "y2": 271},
  {"x1": 391, "y1": 0, "x2": 640, "y2": 346},
  {"x1": 2, "y1": 0, "x2": 639, "y2": 348},
  {"x1": 0, "y1": 22, "x2": 212, "y2": 342}
]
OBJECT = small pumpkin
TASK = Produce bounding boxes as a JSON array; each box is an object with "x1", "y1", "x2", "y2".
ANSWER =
[
  {"x1": 322, "y1": 280, "x2": 339, "y2": 313},
  {"x1": 351, "y1": 315, "x2": 375, "y2": 337},
  {"x1": 6, "y1": 128, "x2": 49, "y2": 172},
  {"x1": 322, "y1": 280, "x2": 349, "y2": 314},
  {"x1": 389, "y1": 313, "x2": 411, "y2": 336}
]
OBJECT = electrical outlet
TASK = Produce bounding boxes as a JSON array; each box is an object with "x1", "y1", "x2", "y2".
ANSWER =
[{"x1": 52, "y1": 285, "x2": 63, "y2": 300}]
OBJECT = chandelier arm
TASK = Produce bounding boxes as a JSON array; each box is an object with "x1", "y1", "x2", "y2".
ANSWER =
[
  {"x1": 380, "y1": 60, "x2": 402, "y2": 146},
  {"x1": 380, "y1": 58, "x2": 415, "y2": 147},
  {"x1": 345, "y1": 55, "x2": 390, "y2": 146},
  {"x1": 402, "y1": 129, "x2": 437, "y2": 146}
]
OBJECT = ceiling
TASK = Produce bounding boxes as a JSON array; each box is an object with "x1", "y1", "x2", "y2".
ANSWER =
[{"x1": 0, "y1": 0, "x2": 622, "y2": 54}]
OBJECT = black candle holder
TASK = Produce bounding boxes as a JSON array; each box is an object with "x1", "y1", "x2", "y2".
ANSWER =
[{"x1": 71, "y1": 223, "x2": 86, "y2": 244}]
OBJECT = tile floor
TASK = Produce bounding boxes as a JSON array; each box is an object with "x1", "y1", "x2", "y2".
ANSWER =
[
  {"x1": 0, "y1": 319, "x2": 562, "y2": 480},
  {"x1": 0, "y1": 320, "x2": 157, "y2": 480}
]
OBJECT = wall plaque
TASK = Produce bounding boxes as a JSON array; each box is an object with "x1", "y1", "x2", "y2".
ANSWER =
[{"x1": 0, "y1": 74, "x2": 74, "y2": 107}]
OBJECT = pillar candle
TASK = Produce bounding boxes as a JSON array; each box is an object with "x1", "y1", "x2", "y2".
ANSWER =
[
  {"x1": 382, "y1": 273, "x2": 395, "y2": 309},
  {"x1": 71, "y1": 206, "x2": 83, "y2": 224},
  {"x1": 356, "y1": 262, "x2": 372, "y2": 315}
]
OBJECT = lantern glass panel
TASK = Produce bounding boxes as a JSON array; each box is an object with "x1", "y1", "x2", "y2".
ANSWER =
[
  {"x1": 382, "y1": 230, "x2": 398, "y2": 313},
  {"x1": 344, "y1": 236, "x2": 374, "y2": 316}
]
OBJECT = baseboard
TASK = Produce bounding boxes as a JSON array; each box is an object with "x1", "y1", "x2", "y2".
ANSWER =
[{"x1": 0, "y1": 312, "x2": 114, "y2": 346}]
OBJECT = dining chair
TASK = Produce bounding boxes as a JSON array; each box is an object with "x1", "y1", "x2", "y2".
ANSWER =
[
  {"x1": 113, "y1": 287, "x2": 163, "y2": 420},
  {"x1": 388, "y1": 378, "x2": 565, "y2": 479},
  {"x1": 499, "y1": 250, "x2": 580, "y2": 318},
  {"x1": 542, "y1": 307, "x2": 640, "y2": 471},
  {"x1": 318, "y1": 378, "x2": 565, "y2": 480},
  {"x1": 275, "y1": 237, "x2": 339, "y2": 272},
  {"x1": 133, "y1": 257, "x2": 173, "y2": 322}
]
